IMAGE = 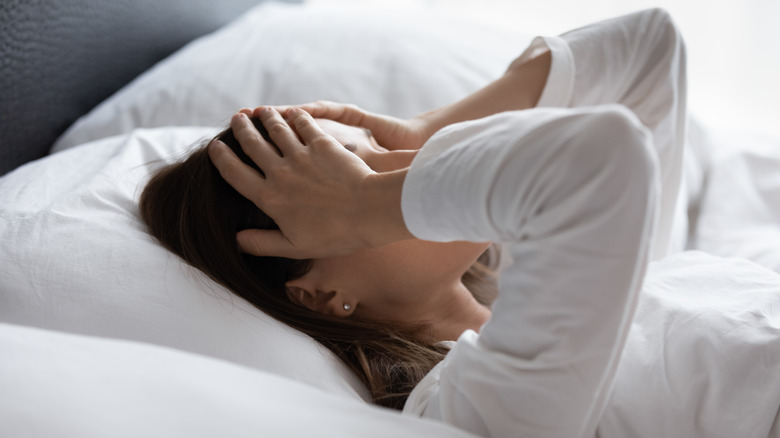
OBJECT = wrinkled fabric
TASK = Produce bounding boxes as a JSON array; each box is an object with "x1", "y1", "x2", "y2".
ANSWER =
[{"x1": 402, "y1": 8, "x2": 780, "y2": 438}]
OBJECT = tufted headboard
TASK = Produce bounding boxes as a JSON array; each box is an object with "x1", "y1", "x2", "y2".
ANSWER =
[{"x1": 0, "y1": 0, "x2": 299, "y2": 176}]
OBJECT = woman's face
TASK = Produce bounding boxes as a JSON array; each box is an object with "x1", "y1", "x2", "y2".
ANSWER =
[{"x1": 284, "y1": 120, "x2": 490, "y2": 325}]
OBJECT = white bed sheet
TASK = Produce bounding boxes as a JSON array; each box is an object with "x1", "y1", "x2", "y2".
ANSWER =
[{"x1": 602, "y1": 251, "x2": 780, "y2": 437}]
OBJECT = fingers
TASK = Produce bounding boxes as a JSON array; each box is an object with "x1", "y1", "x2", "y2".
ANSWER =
[
  {"x1": 230, "y1": 113, "x2": 282, "y2": 168},
  {"x1": 251, "y1": 105, "x2": 293, "y2": 117},
  {"x1": 294, "y1": 102, "x2": 395, "y2": 144},
  {"x1": 303, "y1": 101, "x2": 367, "y2": 126},
  {"x1": 254, "y1": 108, "x2": 306, "y2": 156},
  {"x1": 237, "y1": 229, "x2": 310, "y2": 260},
  {"x1": 207, "y1": 139, "x2": 266, "y2": 204},
  {"x1": 252, "y1": 107, "x2": 338, "y2": 151},
  {"x1": 257, "y1": 101, "x2": 368, "y2": 127},
  {"x1": 285, "y1": 108, "x2": 336, "y2": 146}
]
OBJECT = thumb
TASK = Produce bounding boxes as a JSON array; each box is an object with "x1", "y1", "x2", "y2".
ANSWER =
[
  {"x1": 298, "y1": 101, "x2": 367, "y2": 127},
  {"x1": 237, "y1": 229, "x2": 307, "y2": 259}
]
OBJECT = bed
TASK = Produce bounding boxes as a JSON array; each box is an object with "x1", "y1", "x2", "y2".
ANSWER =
[{"x1": 1, "y1": 1, "x2": 779, "y2": 437}]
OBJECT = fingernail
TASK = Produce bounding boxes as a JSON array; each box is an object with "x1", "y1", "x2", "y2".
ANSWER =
[{"x1": 208, "y1": 139, "x2": 225, "y2": 149}]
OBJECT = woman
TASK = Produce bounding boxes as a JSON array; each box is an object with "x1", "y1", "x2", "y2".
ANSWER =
[{"x1": 141, "y1": 8, "x2": 779, "y2": 438}]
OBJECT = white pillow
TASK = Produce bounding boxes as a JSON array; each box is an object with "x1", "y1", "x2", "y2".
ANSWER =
[
  {"x1": 0, "y1": 322, "x2": 478, "y2": 438},
  {"x1": 1, "y1": 2, "x2": 533, "y2": 400},
  {"x1": 52, "y1": 2, "x2": 531, "y2": 152},
  {"x1": 0, "y1": 127, "x2": 367, "y2": 399}
]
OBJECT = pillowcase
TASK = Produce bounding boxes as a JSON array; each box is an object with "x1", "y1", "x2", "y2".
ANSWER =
[
  {"x1": 52, "y1": 2, "x2": 531, "y2": 152},
  {"x1": 2, "y1": 2, "x2": 533, "y2": 399},
  {"x1": 0, "y1": 127, "x2": 367, "y2": 399}
]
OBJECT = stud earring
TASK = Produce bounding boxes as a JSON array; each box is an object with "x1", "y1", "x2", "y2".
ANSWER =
[{"x1": 343, "y1": 303, "x2": 352, "y2": 311}]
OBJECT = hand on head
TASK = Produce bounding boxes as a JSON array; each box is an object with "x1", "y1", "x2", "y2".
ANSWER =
[
  {"x1": 208, "y1": 107, "x2": 413, "y2": 260},
  {"x1": 259, "y1": 101, "x2": 432, "y2": 152}
]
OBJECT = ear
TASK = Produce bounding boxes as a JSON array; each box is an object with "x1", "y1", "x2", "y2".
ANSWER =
[
  {"x1": 286, "y1": 285, "x2": 355, "y2": 318},
  {"x1": 314, "y1": 290, "x2": 357, "y2": 318},
  {"x1": 285, "y1": 285, "x2": 329, "y2": 313},
  {"x1": 323, "y1": 291, "x2": 357, "y2": 318}
]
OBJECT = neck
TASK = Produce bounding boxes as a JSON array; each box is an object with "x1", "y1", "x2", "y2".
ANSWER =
[{"x1": 428, "y1": 280, "x2": 491, "y2": 342}]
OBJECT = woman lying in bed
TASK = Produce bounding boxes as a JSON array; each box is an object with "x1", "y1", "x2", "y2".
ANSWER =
[{"x1": 140, "y1": 8, "x2": 779, "y2": 438}]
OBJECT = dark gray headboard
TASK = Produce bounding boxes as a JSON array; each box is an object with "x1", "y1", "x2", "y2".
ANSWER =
[{"x1": 0, "y1": 0, "x2": 299, "y2": 176}]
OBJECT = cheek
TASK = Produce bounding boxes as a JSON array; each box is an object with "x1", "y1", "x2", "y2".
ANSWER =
[
  {"x1": 315, "y1": 239, "x2": 442, "y2": 291},
  {"x1": 316, "y1": 249, "x2": 402, "y2": 288},
  {"x1": 313, "y1": 253, "x2": 373, "y2": 289}
]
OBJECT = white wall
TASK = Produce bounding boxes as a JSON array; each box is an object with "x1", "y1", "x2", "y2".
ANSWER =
[{"x1": 307, "y1": 0, "x2": 780, "y2": 136}]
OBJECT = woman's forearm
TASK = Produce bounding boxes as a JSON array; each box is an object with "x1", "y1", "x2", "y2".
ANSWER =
[
  {"x1": 361, "y1": 168, "x2": 414, "y2": 247},
  {"x1": 402, "y1": 106, "x2": 657, "y2": 438},
  {"x1": 273, "y1": 49, "x2": 550, "y2": 153},
  {"x1": 416, "y1": 49, "x2": 551, "y2": 140}
]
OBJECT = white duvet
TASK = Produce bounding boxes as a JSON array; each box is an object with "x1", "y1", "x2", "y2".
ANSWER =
[
  {"x1": 604, "y1": 251, "x2": 780, "y2": 436},
  {"x1": 2, "y1": 2, "x2": 780, "y2": 437}
]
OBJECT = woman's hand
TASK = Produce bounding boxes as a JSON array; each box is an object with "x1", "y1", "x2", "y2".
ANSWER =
[
  {"x1": 256, "y1": 101, "x2": 433, "y2": 151},
  {"x1": 209, "y1": 108, "x2": 413, "y2": 259}
]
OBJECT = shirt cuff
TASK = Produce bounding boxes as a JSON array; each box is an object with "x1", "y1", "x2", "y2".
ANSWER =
[
  {"x1": 400, "y1": 130, "x2": 446, "y2": 241},
  {"x1": 534, "y1": 36, "x2": 575, "y2": 108}
]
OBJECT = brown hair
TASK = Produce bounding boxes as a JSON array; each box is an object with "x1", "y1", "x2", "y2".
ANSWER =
[{"x1": 138, "y1": 117, "x2": 496, "y2": 409}]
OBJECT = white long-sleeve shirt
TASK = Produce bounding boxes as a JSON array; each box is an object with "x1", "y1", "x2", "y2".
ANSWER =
[
  {"x1": 402, "y1": 8, "x2": 678, "y2": 438},
  {"x1": 401, "y1": 105, "x2": 659, "y2": 438},
  {"x1": 401, "y1": 9, "x2": 780, "y2": 438},
  {"x1": 401, "y1": 14, "x2": 677, "y2": 436},
  {"x1": 532, "y1": 8, "x2": 688, "y2": 261}
]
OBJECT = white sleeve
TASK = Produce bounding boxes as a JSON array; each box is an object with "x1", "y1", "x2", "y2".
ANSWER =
[
  {"x1": 401, "y1": 106, "x2": 658, "y2": 438},
  {"x1": 523, "y1": 8, "x2": 688, "y2": 260}
]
